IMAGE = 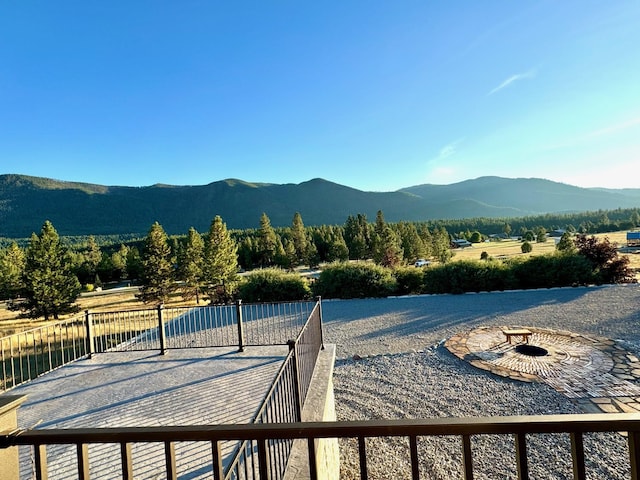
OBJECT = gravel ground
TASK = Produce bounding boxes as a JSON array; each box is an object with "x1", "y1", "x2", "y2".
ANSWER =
[{"x1": 321, "y1": 285, "x2": 640, "y2": 479}]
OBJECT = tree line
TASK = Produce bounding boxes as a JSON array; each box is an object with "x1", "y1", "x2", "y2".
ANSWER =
[{"x1": 1, "y1": 207, "x2": 638, "y2": 319}]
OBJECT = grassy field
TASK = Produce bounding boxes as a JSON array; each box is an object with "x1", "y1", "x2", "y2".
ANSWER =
[
  {"x1": 451, "y1": 231, "x2": 640, "y2": 270},
  {"x1": 0, "y1": 289, "x2": 195, "y2": 337},
  {"x1": 1, "y1": 230, "x2": 638, "y2": 337}
]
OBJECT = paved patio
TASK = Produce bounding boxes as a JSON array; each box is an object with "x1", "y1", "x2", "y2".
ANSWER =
[
  {"x1": 4, "y1": 345, "x2": 288, "y2": 480},
  {"x1": 445, "y1": 326, "x2": 640, "y2": 414}
]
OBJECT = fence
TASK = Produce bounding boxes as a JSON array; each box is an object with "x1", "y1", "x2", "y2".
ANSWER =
[
  {"x1": 224, "y1": 301, "x2": 324, "y2": 480},
  {"x1": 1, "y1": 316, "x2": 88, "y2": 391},
  {"x1": 1, "y1": 300, "x2": 317, "y2": 393},
  {"x1": 0, "y1": 299, "x2": 325, "y2": 479},
  {"x1": 2, "y1": 414, "x2": 640, "y2": 480}
]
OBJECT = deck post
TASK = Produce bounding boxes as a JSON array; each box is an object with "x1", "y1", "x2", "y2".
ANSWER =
[
  {"x1": 84, "y1": 310, "x2": 95, "y2": 359},
  {"x1": 158, "y1": 304, "x2": 167, "y2": 355},
  {"x1": 236, "y1": 300, "x2": 245, "y2": 352}
]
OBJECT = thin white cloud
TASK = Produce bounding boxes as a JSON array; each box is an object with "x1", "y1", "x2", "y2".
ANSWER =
[
  {"x1": 424, "y1": 138, "x2": 466, "y2": 184},
  {"x1": 488, "y1": 69, "x2": 536, "y2": 96},
  {"x1": 433, "y1": 138, "x2": 465, "y2": 162}
]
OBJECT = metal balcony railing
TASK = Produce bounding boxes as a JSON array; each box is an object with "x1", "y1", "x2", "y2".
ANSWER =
[
  {"x1": 1, "y1": 300, "x2": 317, "y2": 392},
  {"x1": 0, "y1": 299, "x2": 325, "y2": 480},
  {"x1": 2, "y1": 414, "x2": 639, "y2": 480}
]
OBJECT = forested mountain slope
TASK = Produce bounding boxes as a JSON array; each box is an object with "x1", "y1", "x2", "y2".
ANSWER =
[{"x1": 1, "y1": 174, "x2": 639, "y2": 237}]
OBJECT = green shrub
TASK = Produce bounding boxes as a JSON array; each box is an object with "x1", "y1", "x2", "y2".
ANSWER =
[
  {"x1": 238, "y1": 268, "x2": 311, "y2": 302},
  {"x1": 509, "y1": 253, "x2": 593, "y2": 289},
  {"x1": 393, "y1": 266, "x2": 424, "y2": 295},
  {"x1": 313, "y1": 262, "x2": 396, "y2": 299},
  {"x1": 423, "y1": 260, "x2": 514, "y2": 294}
]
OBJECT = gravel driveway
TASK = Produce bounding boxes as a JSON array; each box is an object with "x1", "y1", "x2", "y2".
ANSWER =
[{"x1": 321, "y1": 285, "x2": 640, "y2": 479}]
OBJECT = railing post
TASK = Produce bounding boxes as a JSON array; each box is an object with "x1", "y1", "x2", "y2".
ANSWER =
[
  {"x1": 0, "y1": 396, "x2": 27, "y2": 480},
  {"x1": 287, "y1": 340, "x2": 303, "y2": 421},
  {"x1": 316, "y1": 296, "x2": 325, "y2": 350},
  {"x1": 514, "y1": 433, "x2": 529, "y2": 480},
  {"x1": 629, "y1": 431, "x2": 640, "y2": 480},
  {"x1": 236, "y1": 300, "x2": 245, "y2": 352},
  {"x1": 158, "y1": 304, "x2": 167, "y2": 355},
  {"x1": 84, "y1": 310, "x2": 95, "y2": 359}
]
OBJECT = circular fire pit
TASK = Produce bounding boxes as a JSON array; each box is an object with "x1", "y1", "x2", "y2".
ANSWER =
[{"x1": 515, "y1": 344, "x2": 548, "y2": 357}]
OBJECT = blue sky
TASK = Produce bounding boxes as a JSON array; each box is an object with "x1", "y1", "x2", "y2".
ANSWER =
[{"x1": 1, "y1": 1, "x2": 639, "y2": 192}]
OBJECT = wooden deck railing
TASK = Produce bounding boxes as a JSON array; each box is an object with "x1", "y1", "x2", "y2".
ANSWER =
[{"x1": 2, "y1": 413, "x2": 640, "y2": 479}]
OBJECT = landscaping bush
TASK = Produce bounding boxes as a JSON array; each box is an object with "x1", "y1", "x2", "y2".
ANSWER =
[
  {"x1": 313, "y1": 262, "x2": 396, "y2": 299},
  {"x1": 238, "y1": 268, "x2": 311, "y2": 302},
  {"x1": 509, "y1": 253, "x2": 593, "y2": 289},
  {"x1": 423, "y1": 260, "x2": 513, "y2": 294},
  {"x1": 393, "y1": 266, "x2": 424, "y2": 295}
]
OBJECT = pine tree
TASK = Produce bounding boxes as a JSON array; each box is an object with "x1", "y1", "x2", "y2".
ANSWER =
[
  {"x1": 556, "y1": 232, "x2": 576, "y2": 254},
  {"x1": 15, "y1": 221, "x2": 81, "y2": 319},
  {"x1": 84, "y1": 236, "x2": 102, "y2": 276},
  {"x1": 397, "y1": 222, "x2": 426, "y2": 262},
  {"x1": 432, "y1": 226, "x2": 453, "y2": 263},
  {"x1": 291, "y1": 212, "x2": 308, "y2": 266},
  {"x1": 344, "y1": 214, "x2": 370, "y2": 260},
  {"x1": 179, "y1": 227, "x2": 205, "y2": 303},
  {"x1": 203, "y1": 215, "x2": 238, "y2": 303},
  {"x1": 137, "y1": 222, "x2": 175, "y2": 304},
  {"x1": 257, "y1": 212, "x2": 277, "y2": 267},
  {"x1": 0, "y1": 242, "x2": 25, "y2": 300},
  {"x1": 371, "y1": 211, "x2": 403, "y2": 266}
]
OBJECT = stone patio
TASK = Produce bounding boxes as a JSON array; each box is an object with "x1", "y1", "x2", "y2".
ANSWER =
[{"x1": 445, "y1": 326, "x2": 640, "y2": 414}]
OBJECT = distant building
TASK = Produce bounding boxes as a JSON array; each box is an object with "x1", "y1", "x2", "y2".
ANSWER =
[
  {"x1": 452, "y1": 239, "x2": 472, "y2": 248},
  {"x1": 549, "y1": 229, "x2": 566, "y2": 238},
  {"x1": 627, "y1": 231, "x2": 640, "y2": 247}
]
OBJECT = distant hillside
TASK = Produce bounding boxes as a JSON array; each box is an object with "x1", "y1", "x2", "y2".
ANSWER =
[{"x1": 1, "y1": 174, "x2": 639, "y2": 237}]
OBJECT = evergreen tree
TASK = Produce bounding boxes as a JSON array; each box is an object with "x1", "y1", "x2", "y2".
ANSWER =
[
  {"x1": 556, "y1": 232, "x2": 577, "y2": 254},
  {"x1": 417, "y1": 225, "x2": 433, "y2": 259},
  {"x1": 373, "y1": 225, "x2": 404, "y2": 267},
  {"x1": 371, "y1": 213, "x2": 403, "y2": 266},
  {"x1": 110, "y1": 244, "x2": 129, "y2": 281},
  {"x1": 238, "y1": 236, "x2": 256, "y2": 270},
  {"x1": 283, "y1": 238, "x2": 297, "y2": 270},
  {"x1": 328, "y1": 230, "x2": 349, "y2": 262},
  {"x1": 257, "y1": 212, "x2": 277, "y2": 267},
  {"x1": 84, "y1": 236, "x2": 102, "y2": 276},
  {"x1": 126, "y1": 246, "x2": 143, "y2": 280},
  {"x1": 179, "y1": 227, "x2": 205, "y2": 303},
  {"x1": 291, "y1": 212, "x2": 309, "y2": 266},
  {"x1": 343, "y1": 214, "x2": 371, "y2": 260},
  {"x1": 0, "y1": 242, "x2": 25, "y2": 300},
  {"x1": 397, "y1": 222, "x2": 426, "y2": 262},
  {"x1": 272, "y1": 235, "x2": 289, "y2": 268},
  {"x1": 137, "y1": 222, "x2": 175, "y2": 304},
  {"x1": 14, "y1": 221, "x2": 81, "y2": 319},
  {"x1": 432, "y1": 226, "x2": 454, "y2": 263},
  {"x1": 203, "y1": 215, "x2": 239, "y2": 303}
]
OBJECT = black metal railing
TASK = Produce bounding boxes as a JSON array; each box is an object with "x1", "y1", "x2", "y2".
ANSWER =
[
  {"x1": 0, "y1": 299, "x2": 324, "y2": 479},
  {"x1": 2, "y1": 414, "x2": 640, "y2": 480},
  {"x1": 0, "y1": 300, "x2": 317, "y2": 392},
  {"x1": 224, "y1": 301, "x2": 325, "y2": 480},
  {"x1": 0, "y1": 316, "x2": 87, "y2": 391}
]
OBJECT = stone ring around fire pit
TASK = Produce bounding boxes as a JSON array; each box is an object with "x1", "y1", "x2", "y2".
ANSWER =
[{"x1": 445, "y1": 326, "x2": 640, "y2": 413}]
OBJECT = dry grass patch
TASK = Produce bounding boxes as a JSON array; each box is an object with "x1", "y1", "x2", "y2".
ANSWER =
[{"x1": 0, "y1": 288, "x2": 200, "y2": 337}]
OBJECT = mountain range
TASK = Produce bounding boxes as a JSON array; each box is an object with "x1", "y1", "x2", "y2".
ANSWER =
[{"x1": 1, "y1": 174, "x2": 639, "y2": 238}]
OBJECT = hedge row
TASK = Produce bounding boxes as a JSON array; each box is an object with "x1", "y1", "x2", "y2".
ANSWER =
[{"x1": 237, "y1": 251, "x2": 628, "y2": 302}]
